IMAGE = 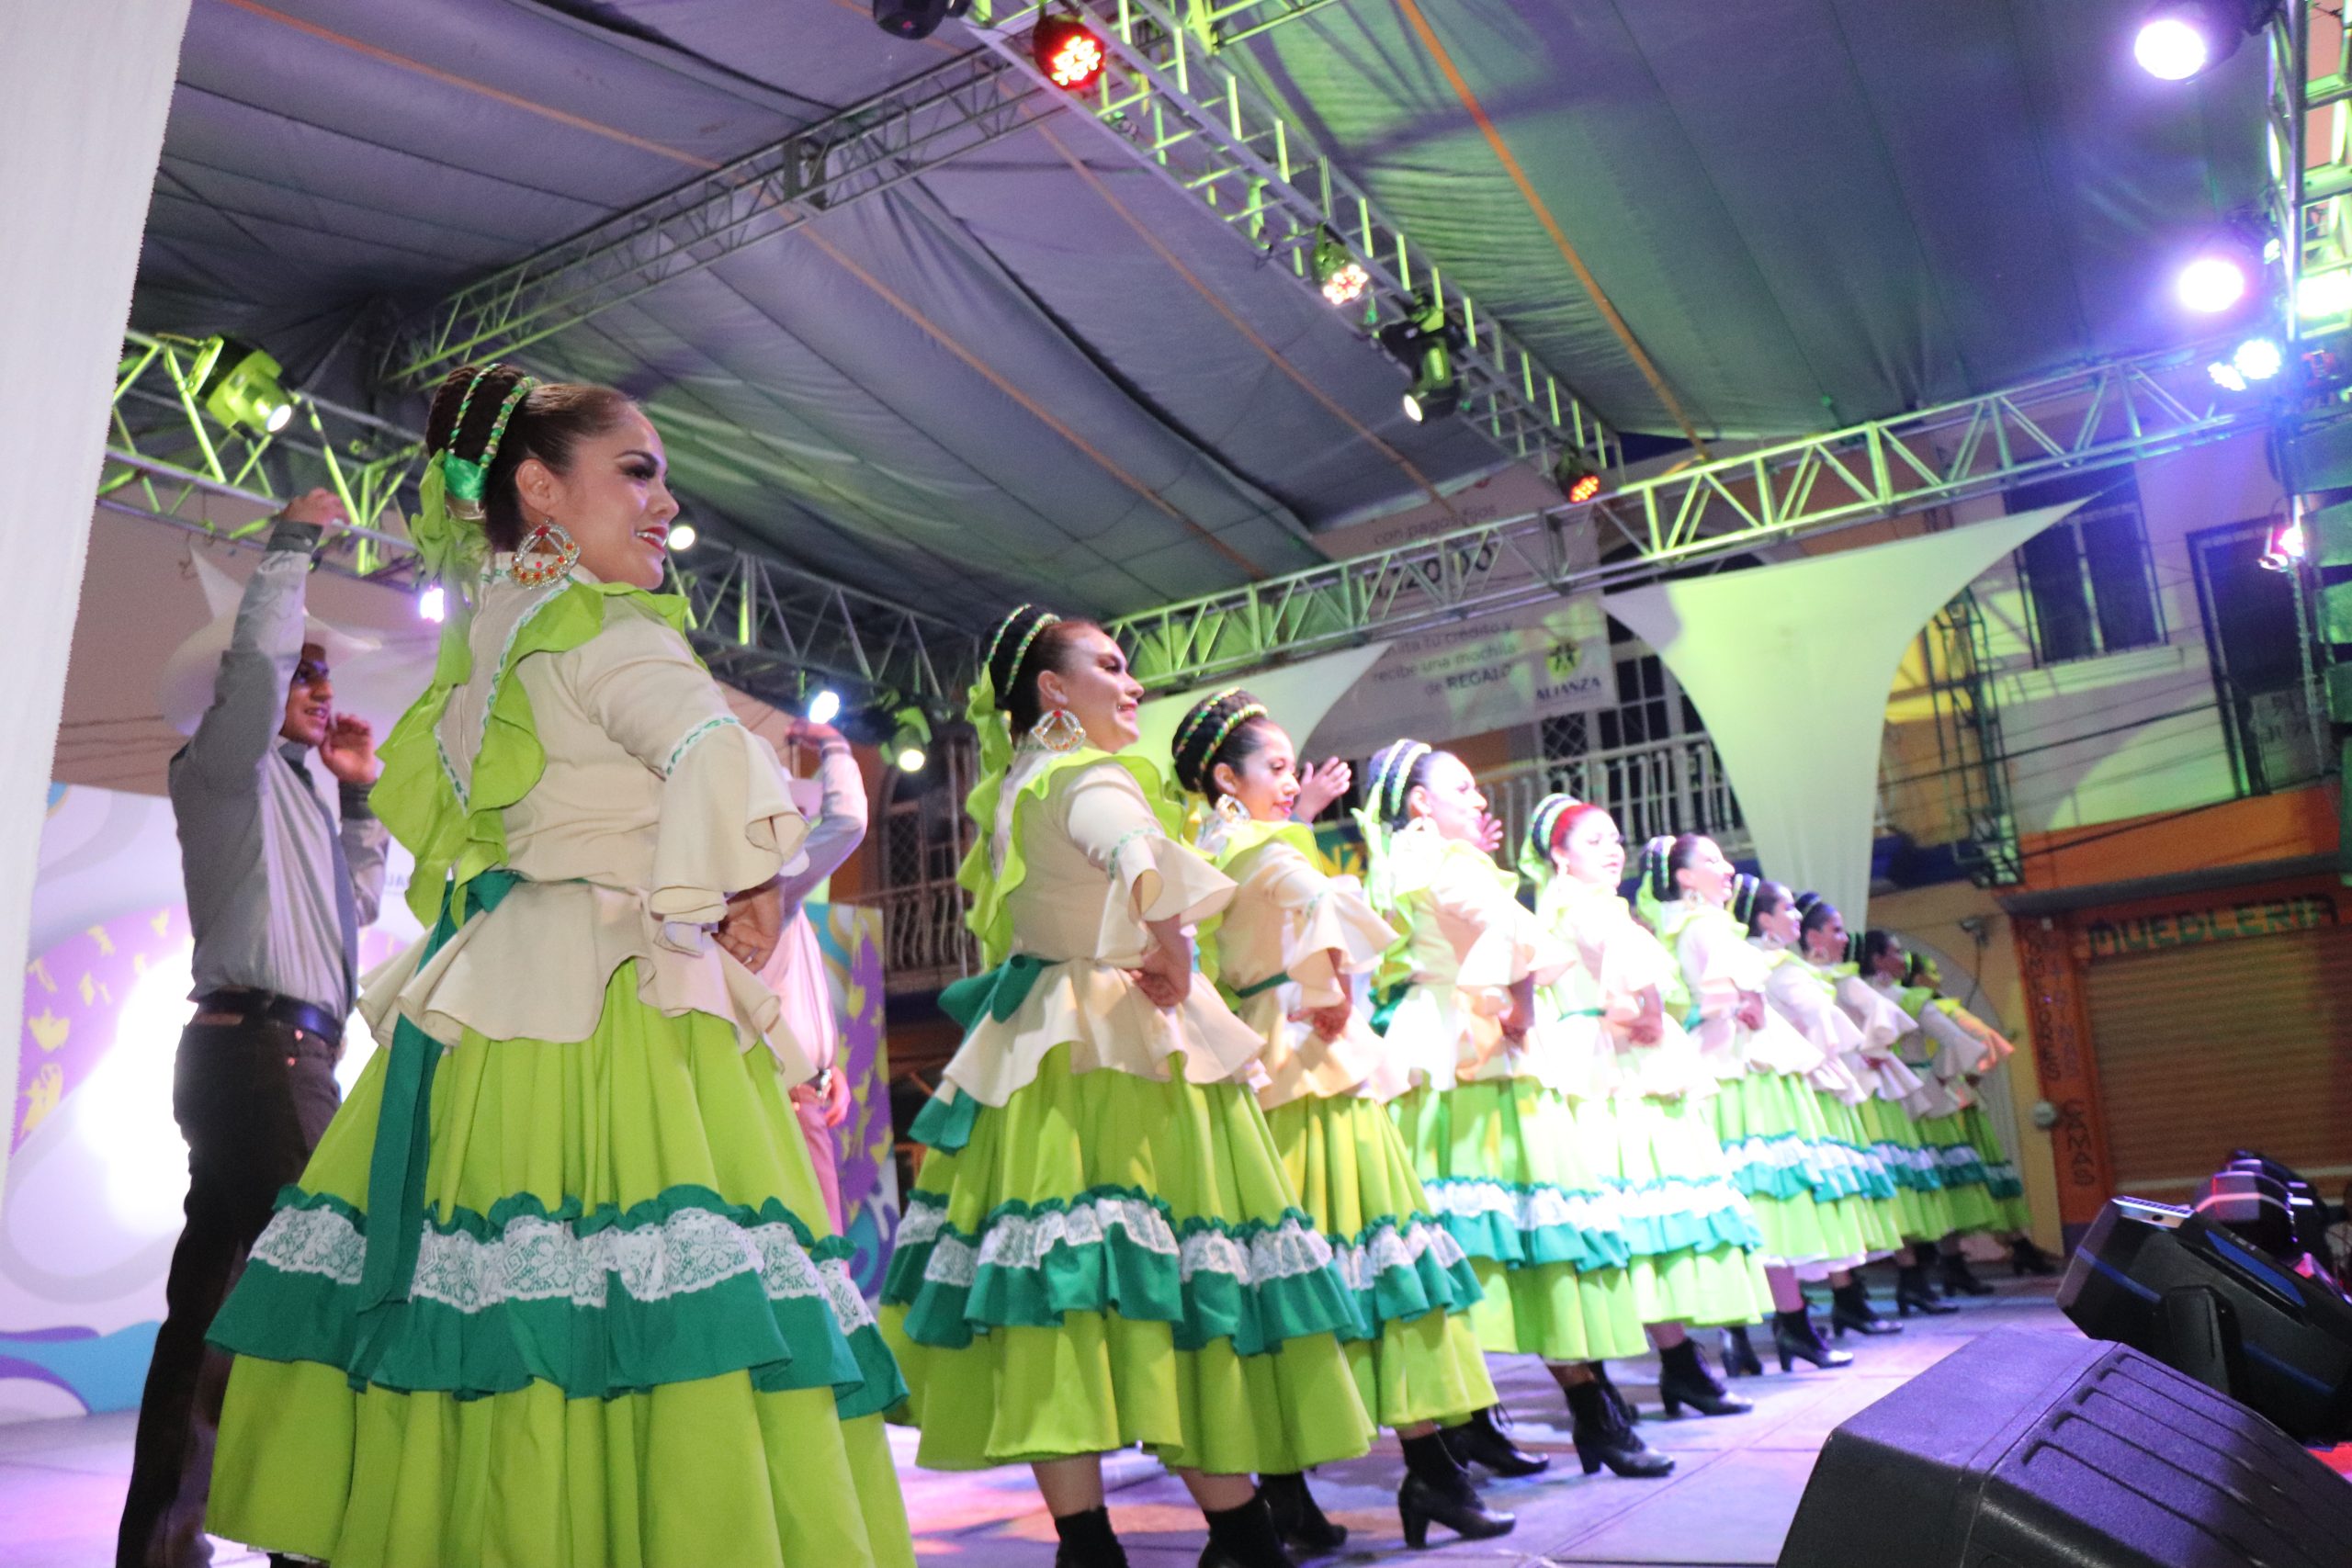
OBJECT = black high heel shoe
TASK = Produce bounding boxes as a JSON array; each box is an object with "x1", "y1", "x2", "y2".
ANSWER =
[
  {"x1": 1894, "y1": 1259, "x2": 1958, "y2": 1316},
  {"x1": 1255, "y1": 1472, "x2": 1346, "y2": 1555},
  {"x1": 1828, "y1": 1280, "x2": 1902, "y2": 1337},
  {"x1": 1395, "y1": 1429, "x2": 1516, "y2": 1551},
  {"x1": 1656, "y1": 1338, "x2": 1753, "y2": 1416},
  {"x1": 1442, "y1": 1405, "x2": 1550, "y2": 1478},
  {"x1": 1718, "y1": 1323, "x2": 1765, "y2": 1377},
  {"x1": 1199, "y1": 1497, "x2": 1296, "y2": 1568},
  {"x1": 1772, "y1": 1308, "x2": 1854, "y2": 1371},
  {"x1": 1938, "y1": 1249, "x2": 1995, "y2": 1297},
  {"x1": 1565, "y1": 1379, "x2": 1675, "y2": 1477},
  {"x1": 2010, "y1": 1235, "x2": 2059, "y2": 1277}
]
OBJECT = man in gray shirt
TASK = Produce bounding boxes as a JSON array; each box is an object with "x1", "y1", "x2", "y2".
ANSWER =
[{"x1": 119, "y1": 489, "x2": 388, "y2": 1568}]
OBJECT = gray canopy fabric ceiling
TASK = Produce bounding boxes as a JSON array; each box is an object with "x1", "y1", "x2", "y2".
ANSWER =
[{"x1": 132, "y1": 0, "x2": 2269, "y2": 628}]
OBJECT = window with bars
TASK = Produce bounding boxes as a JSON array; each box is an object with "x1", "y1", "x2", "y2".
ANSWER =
[
  {"x1": 1536, "y1": 637, "x2": 1741, "y2": 846},
  {"x1": 2007, "y1": 471, "x2": 2165, "y2": 666}
]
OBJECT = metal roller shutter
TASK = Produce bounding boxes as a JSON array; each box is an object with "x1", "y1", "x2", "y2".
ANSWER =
[{"x1": 2084, "y1": 927, "x2": 2352, "y2": 1196}]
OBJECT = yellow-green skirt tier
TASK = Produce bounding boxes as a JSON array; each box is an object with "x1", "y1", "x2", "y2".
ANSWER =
[
  {"x1": 881, "y1": 1045, "x2": 1376, "y2": 1474},
  {"x1": 203, "y1": 964, "x2": 914, "y2": 1568},
  {"x1": 1577, "y1": 1095, "x2": 1774, "y2": 1328}
]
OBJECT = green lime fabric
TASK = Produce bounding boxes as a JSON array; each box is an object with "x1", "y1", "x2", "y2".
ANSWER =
[
  {"x1": 358, "y1": 867, "x2": 519, "y2": 1311},
  {"x1": 1914, "y1": 1109, "x2": 1999, "y2": 1233},
  {"x1": 1860, "y1": 1098, "x2": 1956, "y2": 1242},
  {"x1": 1960, "y1": 1103, "x2": 2030, "y2": 1226},
  {"x1": 937, "y1": 953, "x2": 1057, "y2": 1031},
  {"x1": 880, "y1": 1044, "x2": 1374, "y2": 1473},
  {"x1": 1575, "y1": 1096, "x2": 1774, "y2": 1328},
  {"x1": 1389, "y1": 1082, "x2": 1647, "y2": 1360},
  {"x1": 908, "y1": 1087, "x2": 980, "y2": 1153},
  {"x1": 1261, "y1": 1093, "x2": 1495, "y2": 1427},
  {"x1": 1708, "y1": 1075, "x2": 1871, "y2": 1267},
  {"x1": 203, "y1": 965, "x2": 910, "y2": 1567}
]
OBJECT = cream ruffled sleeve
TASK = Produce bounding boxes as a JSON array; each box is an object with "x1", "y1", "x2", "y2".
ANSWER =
[
  {"x1": 1251, "y1": 844, "x2": 1396, "y2": 1009},
  {"x1": 1434, "y1": 847, "x2": 1572, "y2": 992},
  {"x1": 1676, "y1": 910, "x2": 1772, "y2": 1020},
  {"x1": 1055, "y1": 761, "x2": 1235, "y2": 956},
  {"x1": 565, "y1": 605, "x2": 810, "y2": 935}
]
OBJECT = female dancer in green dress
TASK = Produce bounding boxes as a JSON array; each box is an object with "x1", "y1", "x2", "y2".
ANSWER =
[
  {"x1": 202, "y1": 365, "x2": 915, "y2": 1568},
  {"x1": 1173, "y1": 689, "x2": 1511, "y2": 1552},
  {"x1": 1523, "y1": 798, "x2": 1773, "y2": 1414},
  {"x1": 880, "y1": 609, "x2": 1374, "y2": 1568},
  {"x1": 1365, "y1": 745, "x2": 1670, "y2": 1479}
]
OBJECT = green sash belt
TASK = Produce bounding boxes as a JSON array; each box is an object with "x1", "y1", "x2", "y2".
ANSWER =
[
  {"x1": 356, "y1": 868, "x2": 520, "y2": 1311},
  {"x1": 1216, "y1": 969, "x2": 1290, "y2": 1010},
  {"x1": 938, "y1": 953, "x2": 1060, "y2": 1032}
]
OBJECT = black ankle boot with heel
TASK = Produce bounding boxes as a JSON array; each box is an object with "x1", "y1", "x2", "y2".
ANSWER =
[
  {"x1": 1828, "y1": 1280, "x2": 1902, "y2": 1337},
  {"x1": 1255, "y1": 1472, "x2": 1345, "y2": 1555},
  {"x1": 1199, "y1": 1496, "x2": 1295, "y2": 1568},
  {"x1": 1939, "y1": 1248, "x2": 1995, "y2": 1297},
  {"x1": 1772, "y1": 1307, "x2": 1854, "y2": 1371},
  {"x1": 1055, "y1": 1506, "x2": 1130, "y2": 1568},
  {"x1": 1565, "y1": 1379, "x2": 1676, "y2": 1478},
  {"x1": 1442, "y1": 1405, "x2": 1550, "y2": 1478},
  {"x1": 1396, "y1": 1431, "x2": 1515, "y2": 1550},
  {"x1": 1894, "y1": 1258, "x2": 1958, "y2": 1315},
  {"x1": 2011, "y1": 1235, "x2": 2059, "y2": 1277},
  {"x1": 1718, "y1": 1322, "x2": 1765, "y2": 1377},
  {"x1": 1656, "y1": 1339, "x2": 1753, "y2": 1416}
]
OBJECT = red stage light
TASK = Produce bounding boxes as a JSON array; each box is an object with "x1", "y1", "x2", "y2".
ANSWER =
[
  {"x1": 1566, "y1": 470, "x2": 1602, "y2": 503},
  {"x1": 1035, "y1": 17, "x2": 1105, "y2": 91}
]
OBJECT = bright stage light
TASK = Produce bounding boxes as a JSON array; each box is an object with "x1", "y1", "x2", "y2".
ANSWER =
[
  {"x1": 2261, "y1": 513, "x2": 2307, "y2": 570},
  {"x1": 2134, "y1": 2, "x2": 2268, "y2": 82},
  {"x1": 2208, "y1": 359, "x2": 2248, "y2": 392},
  {"x1": 667, "y1": 523, "x2": 698, "y2": 551},
  {"x1": 418, "y1": 584, "x2": 447, "y2": 623},
  {"x1": 194, "y1": 336, "x2": 295, "y2": 434},
  {"x1": 1555, "y1": 453, "x2": 1604, "y2": 504},
  {"x1": 1380, "y1": 299, "x2": 1463, "y2": 423},
  {"x1": 2134, "y1": 15, "x2": 2212, "y2": 79},
  {"x1": 1035, "y1": 17, "x2": 1105, "y2": 91},
  {"x1": 807, "y1": 688, "x2": 842, "y2": 726},
  {"x1": 2233, "y1": 335, "x2": 2283, "y2": 381},
  {"x1": 1313, "y1": 232, "x2": 1369, "y2": 308},
  {"x1": 889, "y1": 705, "x2": 933, "y2": 773},
  {"x1": 2177, "y1": 252, "x2": 2252, "y2": 314}
]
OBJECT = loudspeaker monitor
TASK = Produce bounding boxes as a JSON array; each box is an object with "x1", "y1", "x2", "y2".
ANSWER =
[{"x1": 1777, "y1": 1327, "x2": 2352, "y2": 1568}]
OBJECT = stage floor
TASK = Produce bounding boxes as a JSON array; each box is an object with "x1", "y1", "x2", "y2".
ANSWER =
[{"x1": 4, "y1": 1277, "x2": 2069, "y2": 1568}]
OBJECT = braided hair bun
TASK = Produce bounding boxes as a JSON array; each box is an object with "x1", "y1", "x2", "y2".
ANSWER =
[
  {"x1": 424, "y1": 363, "x2": 634, "y2": 552},
  {"x1": 1171, "y1": 687, "x2": 1272, "y2": 797},
  {"x1": 1363, "y1": 739, "x2": 1438, "y2": 830},
  {"x1": 981, "y1": 604, "x2": 1098, "y2": 735}
]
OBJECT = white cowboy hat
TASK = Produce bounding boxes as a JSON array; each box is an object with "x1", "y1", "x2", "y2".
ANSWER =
[{"x1": 156, "y1": 554, "x2": 381, "y2": 736}]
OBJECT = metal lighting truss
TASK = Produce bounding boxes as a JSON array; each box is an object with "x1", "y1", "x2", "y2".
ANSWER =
[
  {"x1": 380, "y1": 50, "x2": 1054, "y2": 390},
  {"x1": 964, "y1": 1, "x2": 1617, "y2": 472},
  {"x1": 1105, "y1": 342, "x2": 2275, "y2": 688},
  {"x1": 102, "y1": 333, "x2": 976, "y2": 710}
]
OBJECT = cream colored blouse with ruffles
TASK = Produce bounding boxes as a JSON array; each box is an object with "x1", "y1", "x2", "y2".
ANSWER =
[
  {"x1": 936, "y1": 752, "x2": 1266, "y2": 1109},
  {"x1": 1864, "y1": 975, "x2": 1974, "y2": 1117},
  {"x1": 1204, "y1": 831, "x2": 1400, "y2": 1110},
  {"x1": 1827, "y1": 970, "x2": 1927, "y2": 1105},
  {"x1": 1537, "y1": 876, "x2": 1713, "y2": 1101},
  {"x1": 1751, "y1": 942, "x2": 1872, "y2": 1103},
  {"x1": 1657, "y1": 898, "x2": 1824, "y2": 1079},
  {"x1": 1376, "y1": 822, "x2": 1571, "y2": 1095},
  {"x1": 361, "y1": 570, "x2": 812, "y2": 1073}
]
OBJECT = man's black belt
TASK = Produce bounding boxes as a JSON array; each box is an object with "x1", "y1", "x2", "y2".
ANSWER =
[{"x1": 195, "y1": 988, "x2": 345, "y2": 1046}]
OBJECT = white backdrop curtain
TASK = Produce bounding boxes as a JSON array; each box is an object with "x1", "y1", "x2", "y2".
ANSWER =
[
  {"x1": 0, "y1": 1, "x2": 193, "y2": 1213},
  {"x1": 1603, "y1": 504, "x2": 2077, "y2": 928}
]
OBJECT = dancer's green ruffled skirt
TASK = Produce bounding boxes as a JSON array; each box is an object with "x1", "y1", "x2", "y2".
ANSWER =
[
  {"x1": 1961, "y1": 1102, "x2": 2031, "y2": 1232},
  {"x1": 1575, "y1": 1094, "x2": 1773, "y2": 1327},
  {"x1": 1391, "y1": 1080, "x2": 1646, "y2": 1361},
  {"x1": 1915, "y1": 1108, "x2": 2001, "y2": 1234},
  {"x1": 1262, "y1": 1092, "x2": 1496, "y2": 1428},
  {"x1": 1708, "y1": 1070, "x2": 1867, "y2": 1269},
  {"x1": 1812, "y1": 1091, "x2": 1904, "y2": 1258},
  {"x1": 1859, "y1": 1098, "x2": 1954, "y2": 1242},
  {"x1": 204, "y1": 964, "x2": 916, "y2": 1568},
  {"x1": 880, "y1": 1045, "x2": 1375, "y2": 1473}
]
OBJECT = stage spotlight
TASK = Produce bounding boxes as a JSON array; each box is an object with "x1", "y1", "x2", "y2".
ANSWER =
[
  {"x1": 807, "y1": 688, "x2": 842, "y2": 727},
  {"x1": 2261, "y1": 513, "x2": 2306, "y2": 571},
  {"x1": 667, "y1": 522, "x2": 698, "y2": 551},
  {"x1": 1380, "y1": 299, "x2": 1464, "y2": 423},
  {"x1": 2233, "y1": 334, "x2": 2284, "y2": 381},
  {"x1": 889, "y1": 706, "x2": 933, "y2": 773},
  {"x1": 418, "y1": 584, "x2": 447, "y2": 624},
  {"x1": 1555, "y1": 452, "x2": 1604, "y2": 504},
  {"x1": 1313, "y1": 231, "x2": 1370, "y2": 308},
  {"x1": 2133, "y1": 2, "x2": 2273, "y2": 81},
  {"x1": 1035, "y1": 15, "x2": 1105, "y2": 91},
  {"x1": 2208, "y1": 358, "x2": 2248, "y2": 392},
  {"x1": 2177, "y1": 248, "x2": 2253, "y2": 314},
  {"x1": 195, "y1": 337, "x2": 294, "y2": 434},
  {"x1": 871, "y1": 0, "x2": 967, "y2": 41}
]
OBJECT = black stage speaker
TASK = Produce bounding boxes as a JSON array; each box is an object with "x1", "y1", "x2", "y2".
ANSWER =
[
  {"x1": 1777, "y1": 1327, "x2": 2352, "y2": 1568},
  {"x1": 2060, "y1": 1196, "x2": 2352, "y2": 1444}
]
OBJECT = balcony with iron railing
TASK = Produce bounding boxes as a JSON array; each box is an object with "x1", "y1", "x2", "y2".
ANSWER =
[{"x1": 1476, "y1": 735, "x2": 1755, "y2": 866}]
